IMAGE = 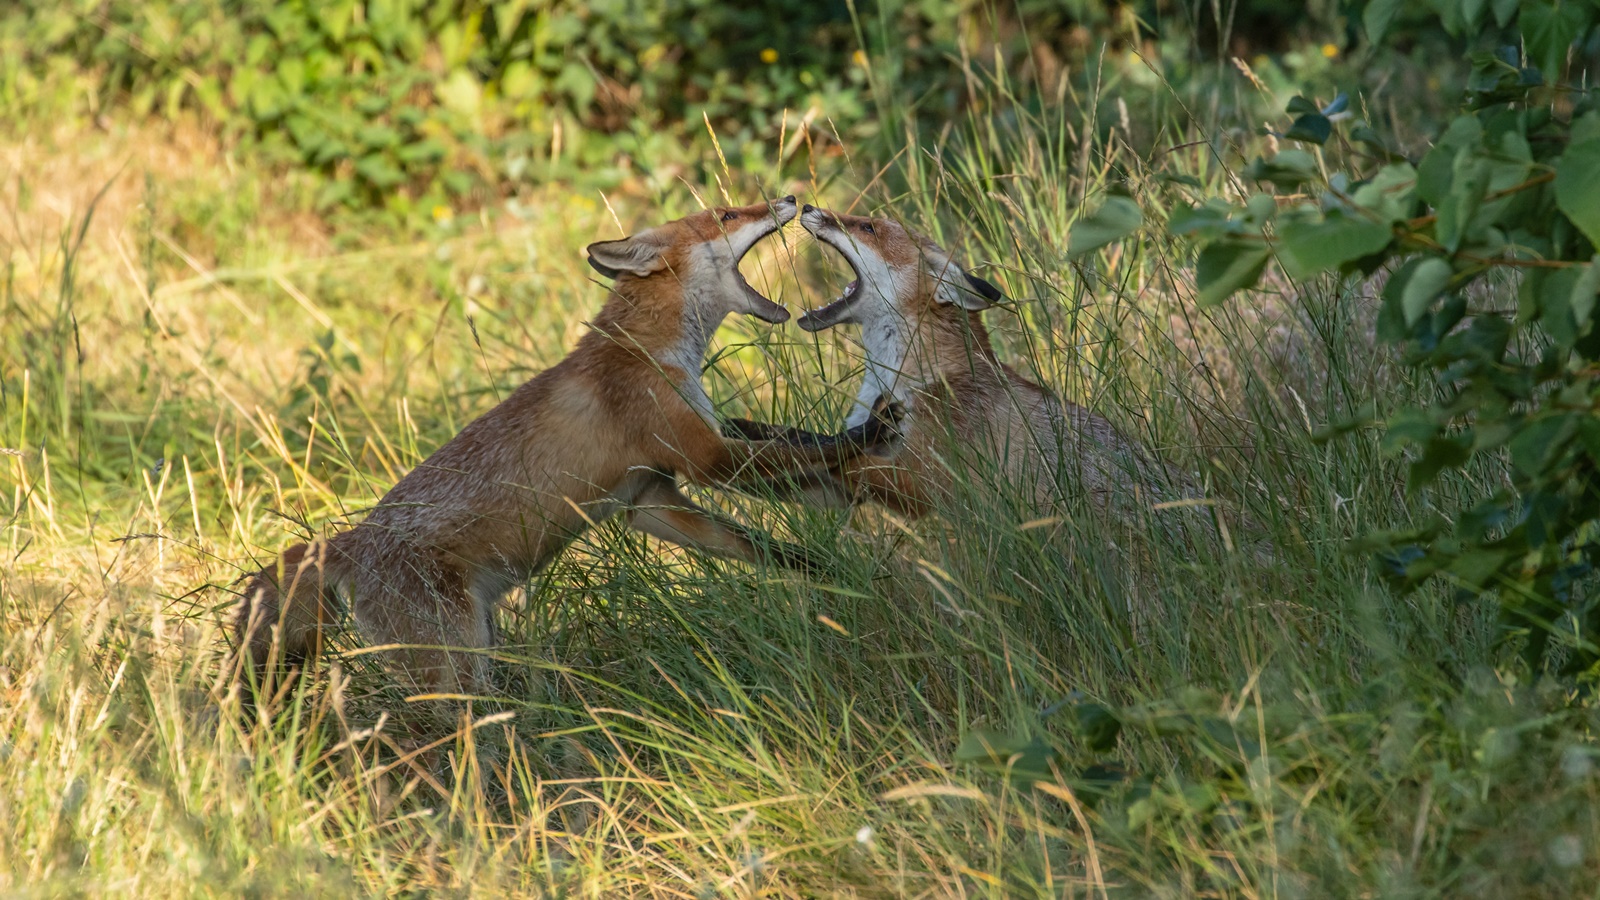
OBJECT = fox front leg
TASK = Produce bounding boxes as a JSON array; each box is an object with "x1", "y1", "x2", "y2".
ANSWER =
[
  {"x1": 721, "y1": 400, "x2": 905, "y2": 452},
  {"x1": 625, "y1": 474, "x2": 825, "y2": 574}
]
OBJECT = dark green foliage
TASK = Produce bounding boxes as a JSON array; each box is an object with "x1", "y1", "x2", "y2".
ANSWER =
[
  {"x1": 1178, "y1": 2, "x2": 1600, "y2": 676},
  {"x1": 2, "y1": 0, "x2": 873, "y2": 208},
  {"x1": 962, "y1": 673, "x2": 1600, "y2": 892},
  {"x1": 0, "y1": 0, "x2": 1396, "y2": 217}
]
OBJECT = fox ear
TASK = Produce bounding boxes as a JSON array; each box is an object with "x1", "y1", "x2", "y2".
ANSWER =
[
  {"x1": 963, "y1": 271, "x2": 1006, "y2": 304},
  {"x1": 586, "y1": 231, "x2": 669, "y2": 279},
  {"x1": 930, "y1": 257, "x2": 1006, "y2": 310}
]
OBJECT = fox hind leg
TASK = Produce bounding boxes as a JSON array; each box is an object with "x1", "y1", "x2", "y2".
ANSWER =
[
  {"x1": 348, "y1": 548, "x2": 496, "y2": 707},
  {"x1": 233, "y1": 539, "x2": 344, "y2": 689}
]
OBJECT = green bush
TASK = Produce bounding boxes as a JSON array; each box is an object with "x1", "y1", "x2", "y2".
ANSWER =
[
  {"x1": 1168, "y1": 0, "x2": 1600, "y2": 675},
  {"x1": 1, "y1": 0, "x2": 1389, "y2": 216},
  {"x1": 1, "y1": 0, "x2": 876, "y2": 210}
]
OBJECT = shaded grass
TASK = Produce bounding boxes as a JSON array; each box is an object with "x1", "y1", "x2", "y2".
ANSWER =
[{"x1": 3, "y1": 73, "x2": 1600, "y2": 900}]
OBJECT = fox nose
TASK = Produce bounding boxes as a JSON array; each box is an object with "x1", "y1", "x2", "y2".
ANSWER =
[
  {"x1": 782, "y1": 194, "x2": 796, "y2": 205},
  {"x1": 802, "y1": 203, "x2": 816, "y2": 214}
]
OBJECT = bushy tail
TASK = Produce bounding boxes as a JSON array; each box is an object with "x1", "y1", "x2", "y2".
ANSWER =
[{"x1": 230, "y1": 538, "x2": 347, "y2": 688}]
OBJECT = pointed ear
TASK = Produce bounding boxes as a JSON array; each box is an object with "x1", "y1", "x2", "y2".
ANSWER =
[
  {"x1": 929, "y1": 252, "x2": 1006, "y2": 310},
  {"x1": 586, "y1": 230, "x2": 669, "y2": 279},
  {"x1": 963, "y1": 270, "x2": 1006, "y2": 304}
]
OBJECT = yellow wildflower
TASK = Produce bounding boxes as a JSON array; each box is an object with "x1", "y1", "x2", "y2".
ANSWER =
[{"x1": 760, "y1": 48, "x2": 778, "y2": 64}]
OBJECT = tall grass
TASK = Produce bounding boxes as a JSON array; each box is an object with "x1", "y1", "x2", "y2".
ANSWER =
[{"x1": 3, "y1": 44, "x2": 1599, "y2": 899}]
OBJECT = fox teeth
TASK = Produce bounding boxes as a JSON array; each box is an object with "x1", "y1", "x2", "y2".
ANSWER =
[{"x1": 841, "y1": 279, "x2": 859, "y2": 301}]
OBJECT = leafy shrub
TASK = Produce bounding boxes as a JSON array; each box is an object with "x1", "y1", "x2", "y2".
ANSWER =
[
  {"x1": 1, "y1": 0, "x2": 1390, "y2": 217},
  {"x1": 2, "y1": 0, "x2": 874, "y2": 210},
  {"x1": 1167, "y1": 0, "x2": 1600, "y2": 675}
]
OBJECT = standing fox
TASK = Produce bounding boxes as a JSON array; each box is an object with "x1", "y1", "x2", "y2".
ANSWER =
[
  {"x1": 727, "y1": 204, "x2": 1191, "y2": 520},
  {"x1": 232, "y1": 196, "x2": 886, "y2": 700}
]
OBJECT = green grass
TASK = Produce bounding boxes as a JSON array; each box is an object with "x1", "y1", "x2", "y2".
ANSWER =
[{"x1": 3, "y1": 63, "x2": 1600, "y2": 898}]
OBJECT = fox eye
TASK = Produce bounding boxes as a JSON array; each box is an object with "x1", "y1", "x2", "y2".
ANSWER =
[
  {"x1": 860, "y1": 222, "x2": 875, "y2": 234},
  {"x1": 720, "y1": 211, "x2": 738, "y2": 222}
]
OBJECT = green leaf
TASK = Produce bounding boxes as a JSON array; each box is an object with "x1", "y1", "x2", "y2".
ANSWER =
[
  {"x1": 1351, "y1": 125, "x2": 1406, "y2": 161},
  {"x1": 1073, "y1": 703, "x2": 1122, "y2": 753},
  {"x1": 1380, "y1": 258, "x2": 1441, "y2": 340},
  {"x1": 1195, "y1": 240, "x2": 1271, "y2": 306},
  {"x1": 1312, "y1": 405, "x2": 1377, "y2": 443},
  {"x1": 497, "y1": 0, "x2": 532, "y2": 40},
  {"x1": 396, "y1": 138, "x2": 447, "y2": 165},
  {"x1": 1068, "y1": 195, "x2": 1143, "y2": 260},
  {"x1": 1245, "y1": 192, "x2": 1277, "y2": 223},
  {"x1": 1417, "y1": 116, "x2": 1482, "y2": 205},
  {"x1": 1540, "y1": 266, "x2": 1584, "y2": 345},
  {"x1": 1408, "y1": 436, "x2": 1471, "y2": 492},
  {"x1": 314, "y1": 178, "x2": 354, "y2": 211},
  {"x1": 355, "y1": 154, "x2": 406, "y2": 189},
  {"x1": 1286, "y1": 95, "x2": 1320, "y2": 116},
  {"x1": 313, "y1": 0, "x2": 356, "y2": 42},
  {"x1": 1436, "y1": 150, "x2": 1491, "y2": 253},
  {"x1": 1382, "y1": 408, "x2": 1439, "y2": 453},
  {"x1": 1351, "y1": 162, "x2": 1419, "y2": 223},
  {"x1": 1242, "y1": 150, "x2": 1318, "y2": 190},
  {"x1": 1448, "y1": 549, "x2": 1510, "y2": 590},
  {"x1": 1364, "y1": 0, "x2": 1404, "y2": 42},
  {"x1": 501, "y1": 60, "x2": 539, "y2": 99},
  {"x1": 1573, "y1": 110, "x2": 1600, "y2": 145},
  {"x1": 284, "y1": 115, "x2": 325, "y2": 153},
  {"x1": 247, "y1": 76, "x2": 288, "y2": 121},
  {"x1": 1277, "y1": 212, "x2": 1393, "y2": 279},
  {"x1": 1522, "y1": 0, "x2": 1592, "y2": 79},
  {"x1": 1576, "y1": 416, "x2": 1600, "y2": 461},
  {"x1": 1167, "y1": 200, "x2": 1232, "y2": 237},
  {"x1": 438, "y1": 69, "x2": 483, "y2": 117},
  {"x1": 356, "y1": 124, "x2": 401, "y2": 149},
  {"x1": 1509, "y1": 415, "x2": 1575, "y2": 477},
  {"x1": 1572, "y1": 256, "x2": 1600, "y2": 331},
  {"x1": 1400, "y1": 258, "x2": 1454, "y2": 326},
  {"x1": 954, "y1": 730, "x2": 1060, "y2": 783},
  {"x1": 1556, "y1": 141, "x2": 1600, "y2": 250},
  {"x1": 1284, "y1": 113, "x2": 1333, "y2": 145}
]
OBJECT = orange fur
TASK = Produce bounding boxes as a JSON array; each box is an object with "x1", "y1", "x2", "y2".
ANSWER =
[
  {"x1": 232, "y1": 197, "x2": 878, "y2": 699},
  {"x1": 731, "y1": 205, "x2": 1189, "y2": 519}
]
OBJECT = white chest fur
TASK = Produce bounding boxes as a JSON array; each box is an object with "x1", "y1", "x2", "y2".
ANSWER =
[
  {"x1": 846, "y1": 302, "x2": 912, "y2": 428},
  {"x1": 658, "y1": 306, "x2": 721, "y2": 425}
]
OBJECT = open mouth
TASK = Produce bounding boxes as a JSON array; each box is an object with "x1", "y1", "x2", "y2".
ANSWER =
[
  {"x1": 797, "y1": 228, "x2": 862, "y2": 332},
  {"x1": 737, "y1": 267, "x2": 790, "y2": 324},
  {"x1": 736, "y1": 201, "x2": 797, "y2": 324}
]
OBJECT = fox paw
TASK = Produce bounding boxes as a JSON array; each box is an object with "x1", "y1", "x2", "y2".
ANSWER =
[
  {"x1": 847, "y1": 401, "x2": 905, "y2": 450},
  {"x1": 721, "y1": 417, "x2": 791, "y2": 442}
]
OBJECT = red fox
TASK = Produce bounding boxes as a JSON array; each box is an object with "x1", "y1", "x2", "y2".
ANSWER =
[
  {"x1": 232, "y1": 197, "x2": 888, "y2": 701},
  {"x1": 726, "y1": 204, "x2": 1194, "y2": 522}
]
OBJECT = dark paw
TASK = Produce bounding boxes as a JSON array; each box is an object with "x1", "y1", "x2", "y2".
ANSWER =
[
  {"x1": 846, "y1": 401, "x2": 905, "y2": 449},
  {"x1": 722, "y1": 417, "x2": 786, "y2": 441}
]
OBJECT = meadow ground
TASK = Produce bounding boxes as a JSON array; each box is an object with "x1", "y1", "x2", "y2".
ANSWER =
[{"x1": 3, "y1": 101, "x2": 1600, "y2": 896}]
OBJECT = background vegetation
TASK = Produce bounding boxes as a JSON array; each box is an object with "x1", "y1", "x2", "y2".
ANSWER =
[{"x1": 4, "y1": 0, "x2": 1600, "y2": 895}]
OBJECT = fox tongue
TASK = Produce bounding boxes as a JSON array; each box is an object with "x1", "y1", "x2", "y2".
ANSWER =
[{"x1": 798, "y1": 280, "x2": 859, "y2": 333}]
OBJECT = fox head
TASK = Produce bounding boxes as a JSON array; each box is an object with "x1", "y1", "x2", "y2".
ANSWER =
[
  {"x1": 795, "y1": 204, "x2": 1004, "y2": 335},
  {"x1": 585, "y1": 196, "x2": 798, "y2": 325}
]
